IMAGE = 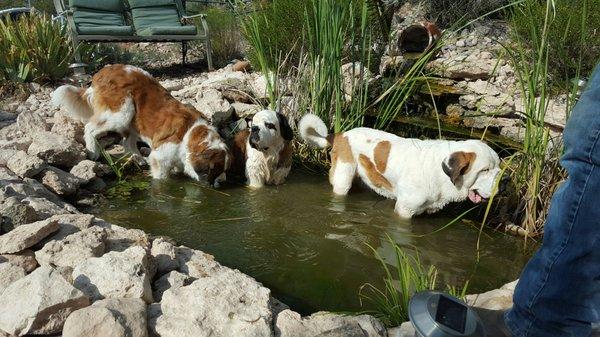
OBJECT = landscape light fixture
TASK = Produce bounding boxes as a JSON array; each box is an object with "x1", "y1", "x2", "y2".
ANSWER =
[{"x1": 409, "y1": 291, "x2": 485, "y2": 337}]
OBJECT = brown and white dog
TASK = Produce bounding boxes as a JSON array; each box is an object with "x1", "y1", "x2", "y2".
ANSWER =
[
  {"x1": 51, "y1": 64, "x2": 231, "y2": 186},
  {"x1": 230, "y1": 110, "x2": 294, "y2": 188},
  {"x1": 299, "y1": 114, "x2": 502, "y2": 218}
]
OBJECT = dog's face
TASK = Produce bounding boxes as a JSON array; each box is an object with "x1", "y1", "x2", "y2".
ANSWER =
[
  {"x1": 188, "y1": 125, "x2": 232, "y2": 187},
  {"x1": 442, "y1": 140, "x2": 501, "y2": 203},
  {"x1": 248, "y1": 110, "x2": 293, "y2": 151}
]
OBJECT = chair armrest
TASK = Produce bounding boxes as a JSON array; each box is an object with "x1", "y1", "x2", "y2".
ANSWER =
[{"x1": 182, "y1": 13, "x2": 206, "y2": 20}]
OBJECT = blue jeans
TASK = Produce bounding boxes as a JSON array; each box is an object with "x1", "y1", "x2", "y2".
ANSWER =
[{"x1": 505, "y1": 65, "x2": 600, "y2": 337}]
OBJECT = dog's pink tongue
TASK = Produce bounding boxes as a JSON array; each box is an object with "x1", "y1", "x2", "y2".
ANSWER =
[{"x1": 468, "y1": 190, "x2": 483, "y2": 203}]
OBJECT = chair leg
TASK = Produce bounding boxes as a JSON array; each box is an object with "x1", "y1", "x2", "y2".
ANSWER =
[
  {"x1": 205, "y1": 38, "x2": 213, "y2": 71},
  {"x1": 182, "y1": 41, "x2": 188, "y2": 65},
  {"x1": 73, "y1": 39, "x2": 82, "y2": 63}
]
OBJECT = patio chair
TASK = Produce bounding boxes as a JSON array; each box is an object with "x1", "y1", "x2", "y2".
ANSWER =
[{"x1": 53, "y1": 0, "x2": 213, "y2": 69}]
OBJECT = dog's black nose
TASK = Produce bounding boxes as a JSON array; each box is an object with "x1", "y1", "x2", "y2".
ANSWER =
[{"x1": 251, "y1": 126, "x2": 259, "y2": 133}]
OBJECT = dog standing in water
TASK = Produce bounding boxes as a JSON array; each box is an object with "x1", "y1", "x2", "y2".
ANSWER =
[{"x1": 51, "y1": 64, "x2": 231, "y2": 187}]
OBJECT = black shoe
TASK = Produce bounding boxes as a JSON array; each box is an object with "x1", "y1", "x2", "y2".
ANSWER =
[{"x1": 472, "y1": 307, "x2": 513, "y2": 337}]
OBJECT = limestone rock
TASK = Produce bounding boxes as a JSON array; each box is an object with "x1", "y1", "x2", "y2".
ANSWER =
[
  {"x1": 16, "y1": 111, "x2": 48, "y2": 134},
  {"x1": 0, "y1": 266, "x2": 90, "y2": 336},
  {"x1": 70, "y1": 160, "x2": 110, "y2": 184},
  {"x1": 0, "y1": 250, "x2": 38, "y2": 272},
  {"x1": 36, "y1": 227, "x2": 107, "y2": 269},
  {"x1": 0, "y1": 219, "x2": 59, "y2": 254},
  {"x1": 27, "y1": 131, "x2": 86, "y2": 168},
  {"x1": 152, "y1": 269, "x2": 273, "y2": 337},
  {"x1": 51, "y1": 113, "x2": 84, "y2": 144},
  {"x1": 21, "y1": 196, "x2": 72, "y2": 219},
  {"x1": 465, "y1": 280, "x2": 517, "y2": 310},
  {"x1": 0, "y1": 198, "x2": 39, "y2": 232},
  {"x1": 0, "y1": 138, "x2": 31, "y2": 152},
  {"x1": 63, "y1": 298, "x2": 147, "y2": 337},
  {"x1": 106, "y1": 227, "x2": 150, "y2": 252},
  {"x1": 6, "y1": 151, "x2": 45, "y2": 178},
  {"x1": 151, "y1": 238, "x2": 179, "y2": 275},
  {"x1": 387, "y1": 322, "x2": 415, "y2": 337},
  {"x1": 274, "y1": 310, "x2": 386, "y2": 337},
  {"x1": 0, "y1": 263, "x2": 27, "y2": 293},
  {"x1": 194, "y1": 88, "x2": 234, "y2": 124},
  {"x1": 0, "y1": 111, "x2": 17, "y2": 129},
  {"x1": 42, "y1": 213, "x2": 95, "y2": 242},
  {"x1": 39, "y1": 167, "x2": 83, "y2": 196},
  {"x1": 232, "y1": 102, "x2": 262, "y2": 117},
  {"x1": 153, "y1": 270, "x2": 194, "y2": 302},
  {"x1": 341, "y1": 62, "x2": 372, "y2": 101},
  {"x1": 175, "y1": 246, "x2": 222, "y2": 279},
  {"x1": 72, "y1": 246, "x2": 153, "y2": 303}
]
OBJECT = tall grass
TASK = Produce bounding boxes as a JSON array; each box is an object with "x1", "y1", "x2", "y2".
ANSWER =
[{"x1": 503, "y1": 0, "x2": 581, "y2": 238}]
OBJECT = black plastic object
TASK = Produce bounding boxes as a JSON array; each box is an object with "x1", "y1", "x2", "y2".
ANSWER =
[{"x1": 409, "y1": 291, "x2": 485, "y2": 337}]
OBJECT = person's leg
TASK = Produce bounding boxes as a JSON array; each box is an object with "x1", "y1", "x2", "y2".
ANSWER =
[{"x1": 505, "y1": 65, "x2": 600, "y2": 337}]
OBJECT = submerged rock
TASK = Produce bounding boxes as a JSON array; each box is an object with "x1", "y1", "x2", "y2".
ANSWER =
[
  {"x1": 63, "y1": 298, "x2": 147, "y2": 337},
  {"x1": 72, "y1": 246, "x2": 154, "y2": 303},
  {"x1": 0, "y1": 266, "x2": 90, "y2": 336}
]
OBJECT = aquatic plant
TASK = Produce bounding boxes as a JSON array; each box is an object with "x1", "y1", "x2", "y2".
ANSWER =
[
  {"x1": 502, "y1": 0, "x2": 583, "y2": 239},
  {"x1": 359, "y1": 236, "x2": 469, "y2": 327}
]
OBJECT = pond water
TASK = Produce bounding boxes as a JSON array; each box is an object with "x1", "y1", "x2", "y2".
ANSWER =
[{"x1": 93, "y1": 171, "x2": 533, "y2": 314}]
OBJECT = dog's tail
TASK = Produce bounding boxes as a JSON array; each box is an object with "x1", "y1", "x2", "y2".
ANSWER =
[
  {"x1": 51, "y1": 84, "x2": 94, "y2": 122},
  {"x1": 299, "y1": 113, "x2": 331, "y2": 149}
]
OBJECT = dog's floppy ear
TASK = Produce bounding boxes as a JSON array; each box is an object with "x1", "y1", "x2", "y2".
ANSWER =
[
  {"x1": 442, "y1": 151, "x2": 476, "y2": 185},
  {"x1": 277, "y1": 112, "x2": 294, "y2": 141}
]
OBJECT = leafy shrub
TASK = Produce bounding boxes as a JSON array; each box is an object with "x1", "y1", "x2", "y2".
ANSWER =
[
  {"x1": 510, "y1": 0, "x2": 600, "y2": 83},
  {"x1": 204, "y1": 6, "x2": 245, "y2": 67},
  {"x1": 0, "y1": 14, "x2": 73, "y2": 83},
  {"x1": 240, "y1": 0, "x2": 310, "y2": 68},
  {"x1": 0, "y1": 13, "x2": 131, "y2": 84}
]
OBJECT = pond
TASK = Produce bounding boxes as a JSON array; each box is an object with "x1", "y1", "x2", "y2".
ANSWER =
[{"x1": 92, "y1": 170, "x2": 534, "y2": 315}]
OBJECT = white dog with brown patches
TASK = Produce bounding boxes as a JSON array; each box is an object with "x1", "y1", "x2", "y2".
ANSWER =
[
  {"x1": 51, "y1": 64, "x2": 231, "y2": 187},
  {"x1": 299, "y1": 114, "x2": 502, "y2": 218},
  {"x1": 230, "y1": 110, "x2": 294, "y2": 188}
]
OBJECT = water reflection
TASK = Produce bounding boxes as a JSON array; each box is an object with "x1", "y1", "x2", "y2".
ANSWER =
[{"x1": 94, "y1": 171, "x2": 532, "y2": 314}]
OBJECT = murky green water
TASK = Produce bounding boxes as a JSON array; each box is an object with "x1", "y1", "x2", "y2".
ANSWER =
[{"x1": 93, "y1": 171, "x2": 533, "y2": 314}]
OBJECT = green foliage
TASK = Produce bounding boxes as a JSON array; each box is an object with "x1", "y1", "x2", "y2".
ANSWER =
[
  {"x1": 204, "y1": 6, "x2": 244, "y2": 67},
  {"x1": 0, "y1": 14, "x2": 73, "y2": 83},
  {"x1": 510, "y1": 0, "x2": 600, "y2": 84},
  {"x1": 504, "y1": 0, "x2": 575, "y2": 238},
  {"x1": 106, "y1": 179, "x2": 150, "y2": 200},
  {"x1": 0, "y1": 13, "x2": 132, "y2": 85},
  {"x1": 240, "y1": 0, "x2": 309, "y2": 68},
  {"x1": 424, "y1": 0, "x2": 508, "y2": 28},
  {"x1": 359, "y1": 236, "x2": 469, "y2": 327}
]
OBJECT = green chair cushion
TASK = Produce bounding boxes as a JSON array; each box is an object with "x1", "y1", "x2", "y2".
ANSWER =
[
  {"x1": 128, "y1": 0, "x2": 177, "y2": 8},
  {"x1": 73, "y1": 8, "x2": 125, "y2": 28},
  {"x1": 131, "y1": 5, "x2": 181, "y2": 31},
  {"x1": 69, "y1": 0, "x2": 124, "y2": 12},
  {"x1": 72, "y1": 8, "x2": 126, "y2": 27},
  {"x1": 137, "y1": 25, "x2": 197, "y2": 36},
  {"x1": 77, "y1": 26, "x2": 134, "y2": 36}
]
